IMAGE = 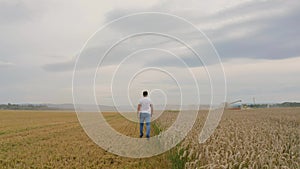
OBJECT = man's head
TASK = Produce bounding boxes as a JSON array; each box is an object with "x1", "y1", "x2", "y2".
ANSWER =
[{"x1": 143, "y1": 91, "x2": 148, "y2": 97}]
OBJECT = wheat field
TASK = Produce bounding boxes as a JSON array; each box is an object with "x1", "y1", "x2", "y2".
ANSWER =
[
  {"x1": 173, "y1": 108, "x2": 300, "y2": 169},
  {"x1": 0, "y1": 108, "x2": 299, "y2": 168}
]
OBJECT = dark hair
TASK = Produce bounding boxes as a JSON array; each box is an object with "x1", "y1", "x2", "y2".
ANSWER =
[{"x1": 143, "y1": 91, "x2": 148, "y2": 97}]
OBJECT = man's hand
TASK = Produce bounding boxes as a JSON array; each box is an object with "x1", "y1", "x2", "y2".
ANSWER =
[
  {"x1": 137, "y1": 104, "x2": 141, "y2": 119},
  {"x1": 150, "y1": 104, "x2": 153, "y2": 118}
]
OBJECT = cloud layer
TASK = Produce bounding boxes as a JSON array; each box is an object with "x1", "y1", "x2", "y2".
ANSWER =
[{"x1": 0, "y1": 0, "x2": 299, "y2": 104}]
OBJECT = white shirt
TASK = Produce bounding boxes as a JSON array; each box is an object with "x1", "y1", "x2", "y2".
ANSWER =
[{"x1": 139, "y1": 97, "x2": 152, "y2": 114}]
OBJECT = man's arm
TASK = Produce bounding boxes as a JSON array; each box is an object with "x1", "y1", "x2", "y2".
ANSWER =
[
  {"x1": 137, "y1": 104, "x2": 141, "y2": 117},
  {"x1": 150, "y1": 104, "x2": 153, "y2": 117}
]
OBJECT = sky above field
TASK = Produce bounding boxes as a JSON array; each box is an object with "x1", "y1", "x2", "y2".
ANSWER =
[{"x1": 0, "y1": 0, "x2": 299, "y2": 105}]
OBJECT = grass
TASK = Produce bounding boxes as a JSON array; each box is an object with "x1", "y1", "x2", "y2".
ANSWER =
[
  {"x1": 152, "y1": 116, "x2": 188, "y2": 169},
  {"x1": 168, "y1": 147, "x2": 188, "y2": 169}
]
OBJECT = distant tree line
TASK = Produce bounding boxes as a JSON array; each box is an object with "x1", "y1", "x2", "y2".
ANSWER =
[
  {"x1": 243, "y1": 102, "x2": 300, "y2": 108},
  {"x1": 276, "y1": 102, "x2": 300, "y2": 107},
  {"x1": 0, "y1": 102, "x2": 299, "y2": 110},
  {"x1": 0, "y1": 103, "x2": 50, "y2": 110}
]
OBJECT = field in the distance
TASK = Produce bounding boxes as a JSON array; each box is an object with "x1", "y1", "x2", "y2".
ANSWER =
[{"x1": 0, "y1": 108, "x2": 299, "y2": 169}]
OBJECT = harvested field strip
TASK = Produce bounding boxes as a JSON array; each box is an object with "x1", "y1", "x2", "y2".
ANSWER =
[
  {"x1": 0, "y1": 121, "x2": 78, "y2": 136},
  {"x1": 0, "y1": 110, "x2": 172, "y2": 169}
]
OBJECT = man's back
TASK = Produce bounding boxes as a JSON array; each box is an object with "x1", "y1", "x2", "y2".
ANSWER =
[{"x1": 139, "y1": 97, "x2": 151, "y2": 113}]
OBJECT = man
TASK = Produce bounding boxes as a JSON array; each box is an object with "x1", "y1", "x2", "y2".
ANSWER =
[{"x1": 137, "y1": 91, "x2": 153, "y2": 138}]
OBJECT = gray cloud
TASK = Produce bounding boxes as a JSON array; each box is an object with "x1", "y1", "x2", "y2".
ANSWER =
[
  {"x1": 46, "y1": 0, "x2": 300, "y2": 72},
  {"x1": 211, "y1": 1, "x2": 300, "y2": 60},
  {"x1": 0, "y1": 1, "x2": 30, "y2": 24},
  {"x1": 42, "y1": 34, "x2": 190, "y2": 72},
  {"x1": 104, "y1": 0, "x2": 300, "y2": 61},
  {"x1": 42, "y1": 59, "x2": 75, "y2": 72},
  {"x1": 0, "y1": 60, "x2": 15, "y2": 68},
  {"x1": 0, "y1": 0, "x2": 43, "y2": 24}
]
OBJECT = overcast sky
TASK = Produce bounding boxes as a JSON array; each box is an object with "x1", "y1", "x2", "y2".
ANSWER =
[{"x1": 0, "y1": 0, "x2": 299, "y2": 105}]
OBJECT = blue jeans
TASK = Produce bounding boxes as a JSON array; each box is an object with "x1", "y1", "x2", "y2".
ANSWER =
[{"x1": 139, "y1": 112, "x2": 151, "y2": 138}]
